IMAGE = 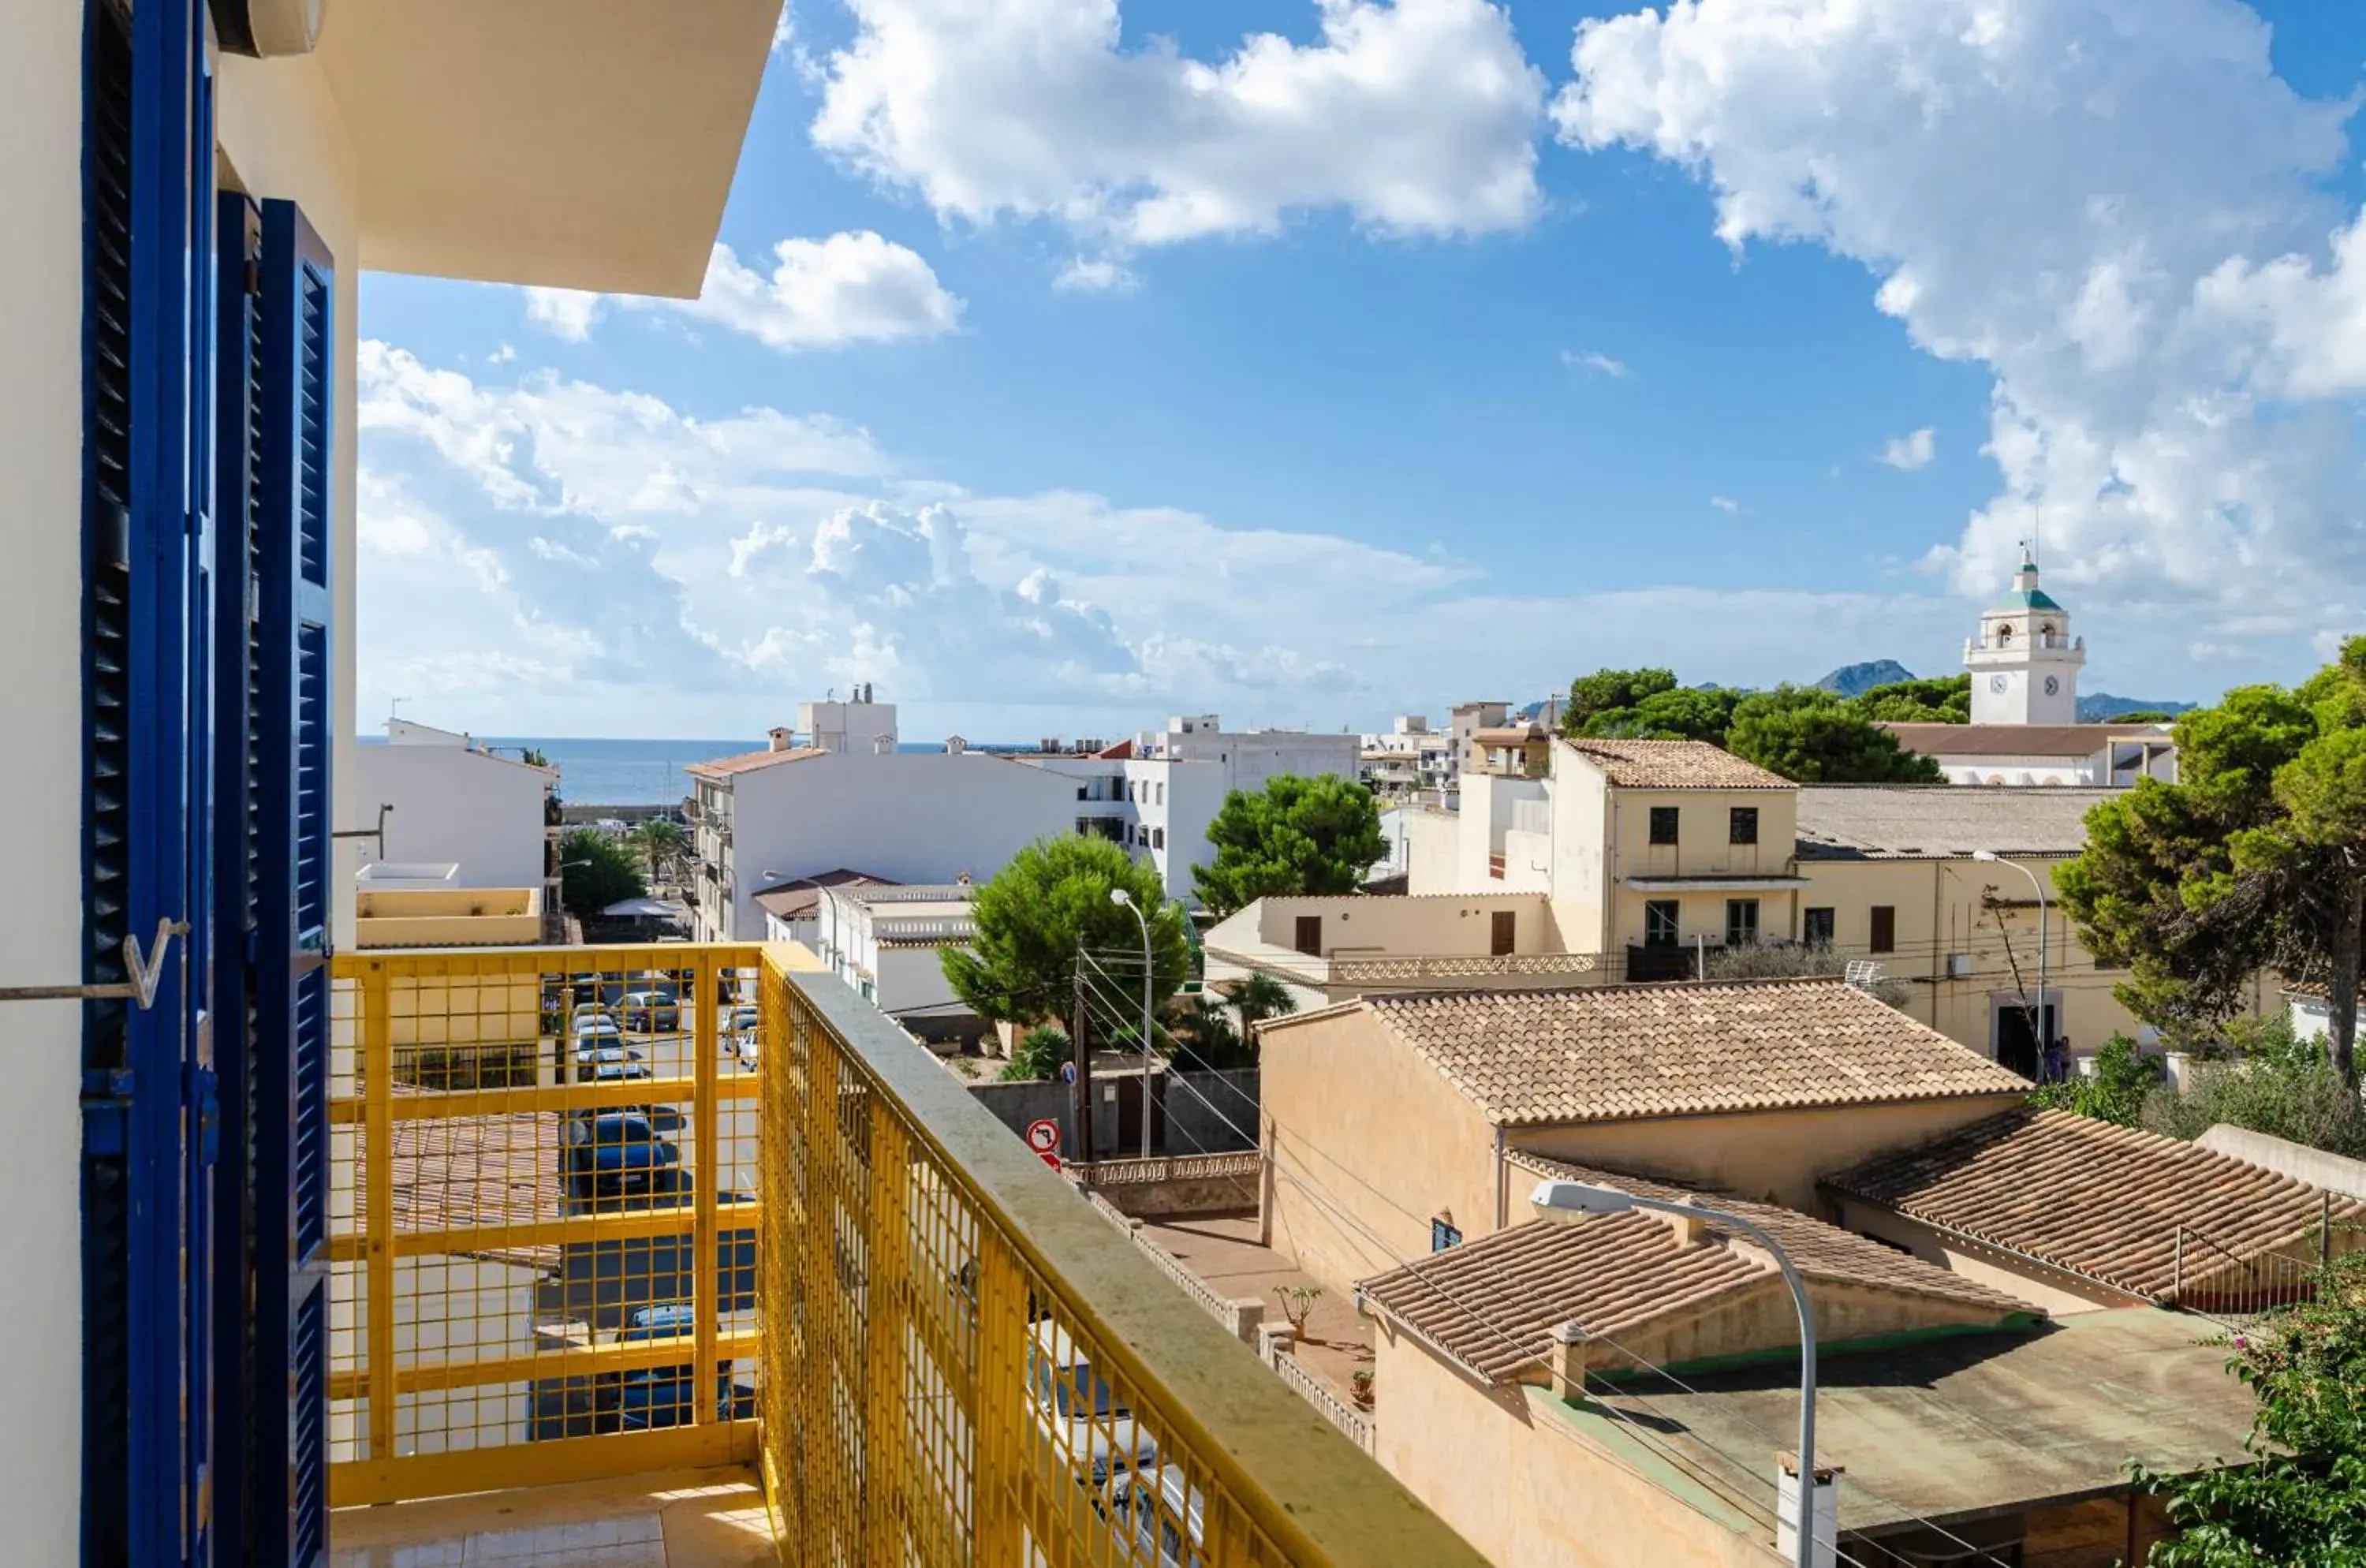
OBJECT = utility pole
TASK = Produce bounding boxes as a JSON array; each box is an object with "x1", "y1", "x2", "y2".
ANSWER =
[{"x1": 1071, "y1": 965, "x2": 1095, "y2": 1163}]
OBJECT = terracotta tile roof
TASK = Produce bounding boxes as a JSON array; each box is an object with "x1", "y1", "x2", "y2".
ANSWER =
[
  {"x1": 684, "y1": 745, "x2": 829, "y2": 779},
  {"x1": 1795, "y1": 785, "x2": 2113, "y2": 860},
  {"x1": 1825, "y1": 1107, "x2": 2366, "y2": 1299},
  {"x1": 1562, "y1": 738, "x2": 1790, "y2": 790},
  {"x1": 379, "y1": 1106, "x2": 565, "y2": 1270},
  {"x1": 1882, "y1": 722, "x2": 2168, "y2": 760},
  {"x1": 750, "y1": 869, "x2": 896, "y2": 921},
  {"x1": 1362, "y1": 1161, "x2": 2028, "y2": 1385},
  {"x1": 1360, "y1": 978, "x2": 2030, "y2": 1127},
  {"x1": 1361, "y1": 1211, "x2": 1766, "y2": 1383},
  {"x1": 1510, "y1": 1154, "x2": 2029, "y2": 1310}
]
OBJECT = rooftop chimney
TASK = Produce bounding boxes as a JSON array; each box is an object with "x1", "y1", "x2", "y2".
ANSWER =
[{"x1": 768, "y1": 726, "x2": 794, "y2": 753}]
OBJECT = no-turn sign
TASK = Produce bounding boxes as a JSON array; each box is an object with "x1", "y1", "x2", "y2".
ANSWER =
[{"x1": 1024, "y1": 1118, "x2": 1061, "y2": 1155}]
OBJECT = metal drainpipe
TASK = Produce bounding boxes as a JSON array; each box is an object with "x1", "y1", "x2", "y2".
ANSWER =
[{"x1": 1494, "y1": 1126, "x2": 1507, "y2": 1230}]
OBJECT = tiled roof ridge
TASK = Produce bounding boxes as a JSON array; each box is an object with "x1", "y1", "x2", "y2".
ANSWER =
[{"x1": 1824, "y1": 1106, "x2": 2366, "y2": 1297}]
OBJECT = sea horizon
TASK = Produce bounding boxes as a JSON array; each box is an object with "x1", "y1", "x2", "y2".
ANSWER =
[{"x1": 356, "y1": 734, "x2": 1042, "y2": 805}]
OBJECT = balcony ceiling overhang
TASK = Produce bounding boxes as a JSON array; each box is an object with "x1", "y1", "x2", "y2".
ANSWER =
[{"x1": 318, "y1": 0, "x2": 780, "y2": 295}]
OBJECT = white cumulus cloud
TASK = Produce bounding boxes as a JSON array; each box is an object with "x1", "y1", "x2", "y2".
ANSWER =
[
  {"x1": 1877, "y1": 427, "x2": 1936, "y2": 472},
  {"x1": 1554, "y1": 0, "x2": 2366, "y2": 656},
  {"x1": 1562, "y1": 348, "x2": 1631, "y2": 379},
  {"x1": 524, "y1": 231, "x2": 962, "y2": 353},
  {"x1": 811, "y1": 0, "x2": 1546, "y2": 256}
]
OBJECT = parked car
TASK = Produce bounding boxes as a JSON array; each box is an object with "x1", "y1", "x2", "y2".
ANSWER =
[
  {"x1": 573, "y1": 1043, "x2": 644, "y2": 1065},
  {"x1": 570, "y1": 1059, "x2": 648, "y2": 1088},
  {"x1": 571, "y1": 1011, "x2": 625, "y2": 1046},
  {"x1": 1104, "y1": 1464, "x2": 1206, "y2": 1568},
  {"x1": 620, "y1": 987, "x2": 680, "y2": 1033},
  {"x1": 1028, "y1": 1322, "x2": 1159, "y2": 1487},
  {"x1": 724, "y1": 1004, "x2": 760, "y2": 1066},
  {"x1": 611, "y1": 1304, "x2": 753, "y2": 1430},
  {"x1": 561, "y1": 1111, "x2": 681, "y2": 1200}
]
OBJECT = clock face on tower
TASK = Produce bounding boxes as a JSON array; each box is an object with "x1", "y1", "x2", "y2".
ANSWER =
[
  {"x1": 2044, "y1": 675, "x2": 2061, "y2": 696},
  {"x1": 1989, "y1": 674, "x2": 2008, "y2": 693}
]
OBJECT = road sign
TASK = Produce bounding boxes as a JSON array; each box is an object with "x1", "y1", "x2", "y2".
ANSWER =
[
  {"x1": 1039, "y1": 1152, "x2": 1062, "y2": 1171},
  {"x1": 1024, "y1": 1118, "x2": 1061, "y2": 1155}
]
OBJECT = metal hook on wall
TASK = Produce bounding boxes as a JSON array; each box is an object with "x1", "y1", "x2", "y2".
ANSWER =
[{"x1": 0, "y1": 917, "x2": 190, "y2": 1009}]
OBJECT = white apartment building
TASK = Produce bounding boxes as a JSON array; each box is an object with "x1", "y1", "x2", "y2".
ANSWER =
[
  {"x1": 685, "y1": 737, "x2": 1075, "y2": 941},
  {"x1": 352, "y1": 718, "x2": 560, "y2": 895},
  {"x1": 1360, "y1": 715, "x2": 1457, "y2": 801},
  {"x1": 1135, "y1": 713, "x2": 1360, "y2": 796},
  {"x1": 1018, "y1": 752, "x2": 1227, "y2": 903},
  {"x1": 811, "y1": 882, "x2": 980, "y2": 1043},
  {"x1": 797, "y1": 683, "x2": 898, "y2": 754}
]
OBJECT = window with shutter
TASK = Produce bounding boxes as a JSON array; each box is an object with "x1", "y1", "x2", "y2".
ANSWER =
[{"x1": 1870, "y1": 905, "x2": 1897, "y2": 954}]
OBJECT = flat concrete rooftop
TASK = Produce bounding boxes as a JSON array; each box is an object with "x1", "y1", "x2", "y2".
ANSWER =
[{"x1": 1554, "y1": 1308, "x2": 2258, "y2": 1536}]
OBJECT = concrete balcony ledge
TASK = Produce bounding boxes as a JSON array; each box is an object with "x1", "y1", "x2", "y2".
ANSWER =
[{"x1": 332, "y1": 1465, "x2": 774, "y2": 1567}]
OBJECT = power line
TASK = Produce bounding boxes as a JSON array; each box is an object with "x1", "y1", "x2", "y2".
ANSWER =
[{"x1": 1068, "y1": 962, "x2": 2023, "y2": 1564}]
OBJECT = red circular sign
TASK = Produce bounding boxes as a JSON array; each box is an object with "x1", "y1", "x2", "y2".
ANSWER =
[{"x1": 1025, "y1": 1118, "x2": 1062, "y2": 1154}]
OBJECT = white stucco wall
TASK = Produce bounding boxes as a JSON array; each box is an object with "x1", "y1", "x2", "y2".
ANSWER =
[
  {"x1": 1021, "y1": 756, "x2": 1226, "y2": 902},
  {"x1": 719, "y1": 754, "x2": 1077, "y2": 939},
  {"x1": 353, "y1": 740, "x2": 553, "y2": 889},
  {"x1": 0, "y1": 5, "x2": 90, "y2": 1553}
]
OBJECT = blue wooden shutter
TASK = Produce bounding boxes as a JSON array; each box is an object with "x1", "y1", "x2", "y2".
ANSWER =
[
  {"x1": 252, "y1": 196, "x2": 337, "y2": 1568},
  {"x1": 81, "y1": 0, "x2": 219, "y2": 1562},
  {"x1": 210, "y1": 189, "x2": 270, "y2": 1568}
]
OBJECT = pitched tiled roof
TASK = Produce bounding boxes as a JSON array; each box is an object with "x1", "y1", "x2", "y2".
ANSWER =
[
  {"x1": 1562, "y1": 738, "x2": 1790, "y2": 790},
  {"x1": 1363, "y1": 1159, "x2": 2029, "y2": 1384},
  {"x1": 1795, "y1": 785, "x2": 2112, "y2": 860},
  {"x1": 1510, "y1": 1154, "x2": 2031, "y2": 1315},
  {"x1": 685, "y1": 745, "x2": 829, "y2": 779},
  {"x1": 1362, "y1": 1212, "x2": 1766, "y2": 1383},
  {"x1": 1882, "y1": 722, "x2": 2166, "y2": 760},
  {"x1": 1357, "y1": 978, "x2": 2029, "y2": 1127},
  {"x1": 381, "y1": 1103, "x2": 565, "y2": 1269},
  {"x1": 1826, "y1": 1107, "x2": 2366, "y2": 1299},
  {"x1": 750, "y1": 869, "x2": 896, "y2": 921}
]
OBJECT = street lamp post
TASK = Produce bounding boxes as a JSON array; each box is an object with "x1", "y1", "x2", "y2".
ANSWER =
[
  {"x1": 1108, "y1": 887, "x2": 1156, "y2": 1159},
  {"x1": 1530, "y1": 1179, "x2": 1823, "y2": 1568},
  {"x1": 1974, "y1": 849, "x2": 2051, "y2": 1081}
]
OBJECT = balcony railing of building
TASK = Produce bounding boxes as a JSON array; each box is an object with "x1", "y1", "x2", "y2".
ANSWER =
[{"x1": 330, "y1": 942, "x2": 1486, "y2": 1565}]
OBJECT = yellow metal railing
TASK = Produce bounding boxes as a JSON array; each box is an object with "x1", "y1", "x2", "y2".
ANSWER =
[
  {"x1": 330, "y1": 943, "x2": 1487, "y2": 1562},
  {"x1": 328, "y1": 943, "x2": 766, "y2": 1506},
  {"x1": 756, "y1": 965, "x2": 1491, "y2": 1566}
]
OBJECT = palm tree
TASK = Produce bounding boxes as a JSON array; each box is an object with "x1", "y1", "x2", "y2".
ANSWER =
[
  {"x1": 629, "y1": 819, "x2": 689, "y2": 888},
  {"x1": 1231, "y1": 972, "x2": 1299, "y2": 1039}
]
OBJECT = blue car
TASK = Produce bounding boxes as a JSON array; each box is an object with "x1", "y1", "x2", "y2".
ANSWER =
[
  {"x1": 562, "y1": 1111, "x2": 681, "y2": 1199},
  {"x1": 614, "y1": 1304, "x2": 753, "y2": 1430}
]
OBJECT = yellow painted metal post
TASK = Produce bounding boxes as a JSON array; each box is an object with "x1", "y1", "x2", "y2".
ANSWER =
[
  {"x1": 692, "y1": 950, "x2": 722, "y2": 1428},
  {"x1": 972, "y1": 1239, "x2": 1029, "y2": 1565},
  {"x1": 863, "y1": 1107, "x2": 912, "y2": 1553},
  {"x1": 362, "y1": 960, "x2": 397, "y2": 1461}
]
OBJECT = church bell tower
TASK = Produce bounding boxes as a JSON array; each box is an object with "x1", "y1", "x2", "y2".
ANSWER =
[{"x1": 1965, "y1": 544, "x2": 2084, "y2": 725}]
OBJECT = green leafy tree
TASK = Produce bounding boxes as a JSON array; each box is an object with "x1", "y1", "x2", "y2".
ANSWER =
[
  {"x1": 2059, "y1": 646, "x2": 2366, "y2": 1083},
  {"x1": 1852, "y1": 673, "x2": 1972, "y2": 724},
  {"x1": 1562, "y1": 668, "x2": 1681, "y2": 734},
  {"x1": 2143, "y1": 1017, "x2": 2366, "y2": 1159},
  {"x1": 943, "y1": 836, "x2": 1190, "y2": 1026},
  {"x1": 1580, "y1": 685, "x2": 1741, "y2": 744},
  {"x1": 1192, "y1": 775, "x2": 1388, "y2": 917},
  {"x1": 1724, "y1": 687, "x2": 1945, "y2": 783},
  {"x1": 2107, "y1": 710, "x2": 2179, "y2": 726},
  {"x1": 2136, "y1": 1250, "x2": 2366, "y2": 1565},
  {"x1": 558, "y1": 828, "x2": 647, "y2": 920},
  {"x1": 1167, "y1": 995, "x2": 1246, "y2": 1072},
  {"x1": 999, "y1": 1025, "x2": 1073, "y2": 1083},
  {"x1": 1230, "y1": 971, "x2": 1300, "y2": 1036},
  {"x1": 2026, "y1": 1034, "x2": 2160, "y2": 1128}
]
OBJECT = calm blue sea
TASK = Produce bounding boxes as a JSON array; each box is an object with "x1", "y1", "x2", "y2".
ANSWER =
[{"x1": 378, "y1": 737, "x2": 1032, "y2": 805}]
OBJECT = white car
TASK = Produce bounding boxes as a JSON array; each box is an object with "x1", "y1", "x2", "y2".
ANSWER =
[
  {"x1": 1105, "y1": 1464, "x2": 1205, "y2": 1568},
  {"x1": 572, "y1": 1014, "x2": 626, "y2": 1046},
  {"x1": 724, "y1": 1004, "x2": 760, "y2": 1067},
  {"x1": 1028, "y1": 1322, "x2": 1158, "y2": 1487}
]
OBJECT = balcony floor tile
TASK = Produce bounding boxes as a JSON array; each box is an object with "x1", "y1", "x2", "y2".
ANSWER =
[{"x1": 333, "y1": 1467, "x2": 772, "y2": 1568}]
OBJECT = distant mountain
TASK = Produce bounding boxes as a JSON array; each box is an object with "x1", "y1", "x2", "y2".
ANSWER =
[
  {"x1": 2079, "y1": 693, "x2": 2197, "y2": 722},
  {"x1": 1816, "y1": 659, "x2": 1916, "y2": 696}
]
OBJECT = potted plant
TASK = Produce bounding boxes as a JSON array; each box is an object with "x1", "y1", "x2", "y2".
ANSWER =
[
  {"x1": 1273, "y1": 1284, "x2": 1323, "y2": 1342},
  {"x1": 1349, "y1": 1369, "x2": 1374, "y2": 1410}
]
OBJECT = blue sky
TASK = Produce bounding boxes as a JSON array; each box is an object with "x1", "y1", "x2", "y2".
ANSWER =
[{"x1": 356, "y1": 0, "x2": 2366, "y2": 741}]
